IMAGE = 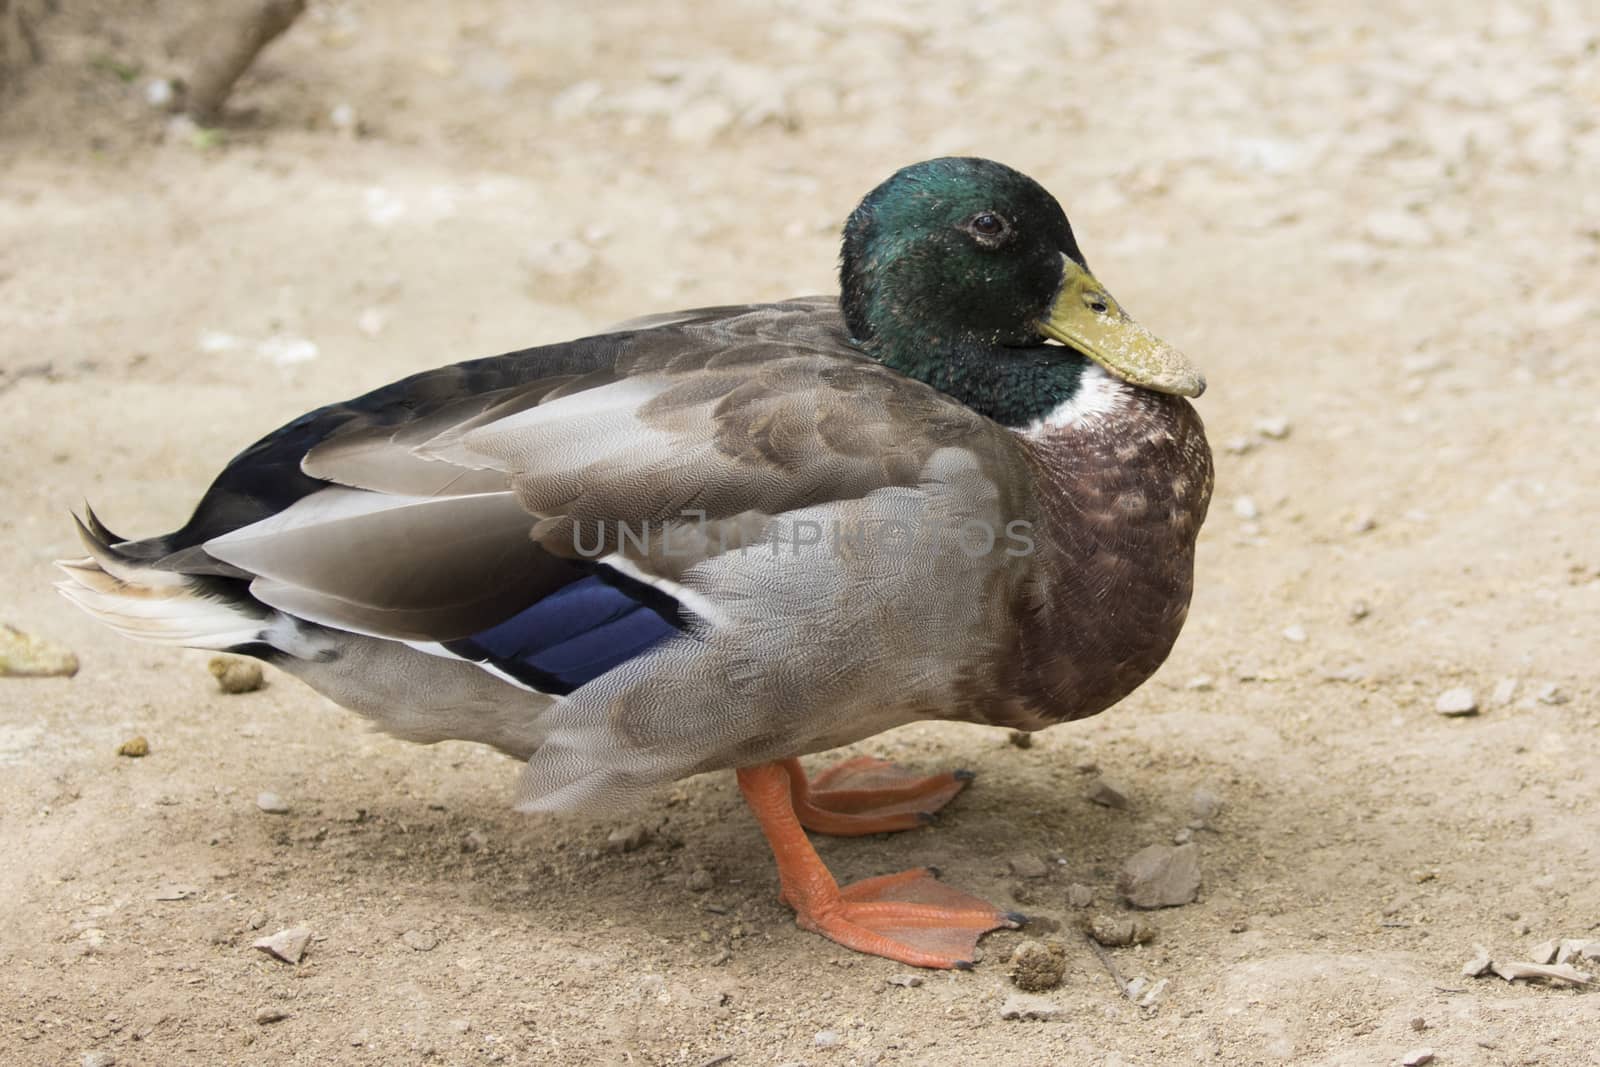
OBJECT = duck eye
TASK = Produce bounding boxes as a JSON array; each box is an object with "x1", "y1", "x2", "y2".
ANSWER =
[{"x1": 966, "y1": 212, "x2": 1008, "y2": 239}]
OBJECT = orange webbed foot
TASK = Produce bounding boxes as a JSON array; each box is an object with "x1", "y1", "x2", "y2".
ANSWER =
[
  {"x1": 738, "y1": 761, "x2": 1021, "y2": 969},
  {"x1": 788, "y1": 755, "x2": 974, "y2": 836}
]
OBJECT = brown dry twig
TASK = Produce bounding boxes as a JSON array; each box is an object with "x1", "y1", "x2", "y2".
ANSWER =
[{"x1": 184, "y1": 0, "x2": 305, "y2": 125}]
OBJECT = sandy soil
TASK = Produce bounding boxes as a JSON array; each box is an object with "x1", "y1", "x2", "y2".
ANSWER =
[{"x1": 3, "y1": 2, "x2": 1598, "y2": 1064}]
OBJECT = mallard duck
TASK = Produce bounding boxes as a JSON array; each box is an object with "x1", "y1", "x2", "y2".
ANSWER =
[{"x1": 58, "y1": 157, "x2": 1211, "y2": 970}]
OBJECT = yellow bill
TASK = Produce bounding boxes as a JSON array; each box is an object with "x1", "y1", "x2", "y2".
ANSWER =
[{"x1": 1039, "y1": 256, "x2": 1205, "y2": 398}]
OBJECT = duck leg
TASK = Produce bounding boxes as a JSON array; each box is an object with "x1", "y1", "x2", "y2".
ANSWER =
[
  {"x1": 785, "y1": 755, "x2": 972, "y2": 836},
  {"x1": 737, "y1": 761, "x2": 1021, "y2": 969}
]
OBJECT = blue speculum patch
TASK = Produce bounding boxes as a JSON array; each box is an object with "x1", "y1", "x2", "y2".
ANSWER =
[{"x1": 444, "y1": 569, "x2": 685, "y2": 694}]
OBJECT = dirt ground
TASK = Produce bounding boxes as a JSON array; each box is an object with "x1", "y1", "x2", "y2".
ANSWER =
[{"x1": 3, "y1": 2, "x2": 1597, "y2": 1064}]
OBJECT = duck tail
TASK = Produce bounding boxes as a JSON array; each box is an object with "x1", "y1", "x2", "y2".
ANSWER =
[{"x1": 55, "y1": 504, "x2": 274, "y2": 651}]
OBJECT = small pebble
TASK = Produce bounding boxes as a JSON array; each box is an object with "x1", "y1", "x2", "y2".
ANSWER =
[
  {"x1": 1008, "y1": 939, "x2": 1067, "y2": 992},
  {"x1": 117, "y1": 736, "x2": 150, "y2": 758},
  {"x1": 1173, "y1": 827, "x2": 1193, "y2": 845},
  {"x1": 460, "y1": 829, "x2": 487, "y2": 853},
  {"x1": 1007, "y1": 730, "x2": 1033, "y2": 748},
  {"x1": 606, "y1": 823, "x2": 651, "y2": 853},
  {"x1": 209, "y1": 656, "x2": 264, "y2": 694},
  {"x1": 1138, "y1": 977, "x2": 1170, "y2": 1008},
  {"x1": 1232, "y1": 496, "x2": 1260, "y2": 520},
  {"x1": 1087, "y1": 915, "x2": 1159, "y2": 947},
  {"x1": 1348, "y1": 599, "x2": 1371, "y2": 621},
  {"x1": 1410, "y1": 1017, "x2": 1427, "y2": 1032},
  {"x1": 1347, "y1": 514, "x2": 1377, "y2": 534},
  {"x1": 1434, "y1": 687, "x2": 1478, "y2": 716},
  {"x1": 144, "y1": 78, "x2": 176, "y2": 109},
  {"x1": 1282, "y1": 624, "x2": 1308, "y2": 644},
  {"x1": 1535, "y1": 683, "x2": 1569, "y2": 705},
  {"x1": 686, "y1": 867, "x2": 715, "y2": 892},
  {"x1": 1490, "y1": 678, "x2": 1518, "y2": 706},
  {"x1": 1008, "y1": 853, "x2": 1050, "y2": 880},
  {"x1": 256, "y1": 792, "x2": 290, "y2": 814},
  {"x1": 1223, "y1": 435, "x2": 1254, "y2": 455},
  {"x1": 1402, "y1": 1048, "x2": 1434, "y2": 1067},
  {"x1": 1119, "y1": 843, "x2": 1201, "y2": 909},
  {"x1": 252, "y1": 925, "x2": 312, "y2": 964},
  {"x1": 1189, "y1": 788, "x2": 1221, "y2": 824},
  {"x1": 886, "y1": 973, "x2": 923, "y2": 988},
  {"x1": 813, "y1": 1029, "x2": 842, "y2": 1048},
  {"x1": 1085, "y1": 776, "x2": 1131, "y2": 810},
  {"x1": 1066, "y1": 883, "x2": 1095, "y2": 908},
  {"x1": 1185, "y1": 675, "x2": 1214, "y2": 691},
  {"x1": 998, "y1": 992, "x2": 1064, "y2": 1022},
  {"x1": 401, "y1": 929, "x2": 440, "y2": 952},
  {"x1": 255, "y1": 1007, "x2": 290, "y2": 1025},
  {"x1": 1254, "y1": 416, "x2": 1292, "y2": 440},
  {"x1": 82, "y1": 1052, "x2": 117, "y2": 1067}
]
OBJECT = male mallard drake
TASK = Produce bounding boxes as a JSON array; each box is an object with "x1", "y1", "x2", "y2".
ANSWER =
[{"x1": 58, "y1": 157, "x2": 1211, "y2": 970}]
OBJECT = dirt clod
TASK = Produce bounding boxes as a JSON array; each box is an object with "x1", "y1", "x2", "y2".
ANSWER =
[
  {"x1": 116, "y1": 735, "x2": 149, "y2": 757},
  {"x1": 0, "y1": 623, "x2": 79, "y2": 677},
  {"x1": 1008, "y1": 939, "x2": 1067, "y2": 992},
  {"x1": 209, "y1": 656, "x2": 264, "y2": 694},
  {"x1": 1087, "y1": 916, "x2": 1159, "y2": 947}
]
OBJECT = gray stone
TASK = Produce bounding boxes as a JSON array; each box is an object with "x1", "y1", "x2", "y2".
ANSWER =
[
  {"x1": 1402, "y1": 1049, "x2": 1435, "y2": 1067},
  {"x1": 606, "y1": 823, "x2": 651, "y2": 852},
  {"x1": 1085, "y1": 777, "x2": 1130, "y2": 810},
  {"x1": 401, "y1": 929, "x2": 439, "y2": 952},
  {"x1": 1190, "y1": 788, "x2": 1222, "y2": 824},
  {"x1": 1066, "y1": 883, "x2": 1095, "y2": 908},
  {"x1": 999, "y1": 992, "x2": 1064, "y2": 1021},
  {"x1": 252, "y1": 925, "x2": 312, "y2": 964},
  {"x1": 1007, "y1": 853, "x2": 1050, "y2": 879},
  {"x1": 1118, "y1": 843, "x2": 1201, "y2": 909}
]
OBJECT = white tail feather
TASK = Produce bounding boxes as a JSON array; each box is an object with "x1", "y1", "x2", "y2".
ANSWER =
[{"x1": 54, "y1": 562, "x2": 266, "y2": 650}]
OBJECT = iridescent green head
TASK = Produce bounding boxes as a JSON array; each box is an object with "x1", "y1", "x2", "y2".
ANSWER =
[{"x1": 839, "y1": 157, "x2": 1203, "y2": 427}]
